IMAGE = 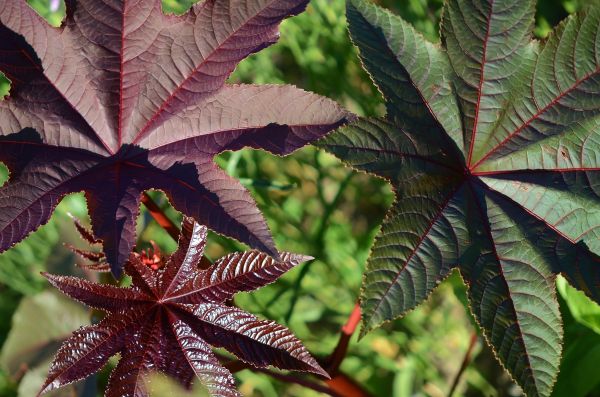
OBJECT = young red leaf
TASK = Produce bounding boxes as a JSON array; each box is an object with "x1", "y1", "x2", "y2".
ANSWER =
[
  {"x1": 319, "y1": 0, "x2": 600, "y2": 396},
  {"x1": 41, "y1": 217, "x2": 326, "y2": 396},
  {"x1": 0, "y1": 0, "x2": 352, "y2": 276}
]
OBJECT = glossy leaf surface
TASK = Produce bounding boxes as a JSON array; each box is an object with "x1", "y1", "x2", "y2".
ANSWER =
[
  {"x1": 41, "y1": 217, "x2": 324, "y2": 397},
  {"x1": 0, "y1": 0, "x2": 351, "y2": 276},
  {"x1": 319, "y1": 0, "x2": 600, "y2": 395}
]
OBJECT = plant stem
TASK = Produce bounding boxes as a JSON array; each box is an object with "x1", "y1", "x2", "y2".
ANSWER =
[
  {"x1": 325, "y1": 374, "x2": 373, "y2": 397},
  {"x1": 253, "y1": 368, "x2": 342, "y2": 397},
  {"x1": 447, "y1": 331, "x2": 478, "y2": 397},
  {"x1": 219, "y1": 353, "x2": 342, "y2": 397},
  {"x1": 327, "y1": 302, "x2": 361, "y2": 374},
  {"x1": 222, "y1": 355, "x2": 372, "y2": 397},
  {"x1": 140, "y1": 192, "x2": 180, "y2": 241}
]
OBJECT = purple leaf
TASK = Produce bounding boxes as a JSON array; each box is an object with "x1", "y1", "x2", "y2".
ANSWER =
[
  {"x1": 172, "y1": 251, "x2": 311, "y2": 304},
  {"x1": 42, "y1": 217, "x2": 325, "y2": 396},
  {"x1": 0, "y1": 0, "x2": 352, "y2": 276}
]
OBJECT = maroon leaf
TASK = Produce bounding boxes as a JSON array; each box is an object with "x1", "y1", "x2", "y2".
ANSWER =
[
  {"x1": 0, "y1": 0, "x2": 352, "y2": 276},
  {"x1": 169, "y1": 317, "x2": 240, "y2": 397},
  {"x1": 44, "y1": 273, "x2": 149, "y2": 312},
  {"x1": 179, "y1": 303, "x2": 325, "y2": 374},
  {"x1": 42, "y1": 217, "x2": 325, "y2": 396},
  {"x1": 40, "y1": 309, "x2": 146, "y2": 395},
  {"x1": 66, "y1": 245, "x2": 104, "y2": 263},
  {"x1": 160, "y1": 220, "x2": 208, "y2": 295},
  {"x1": 171, "y1": 251, "x2": 311, "y2": 304}
]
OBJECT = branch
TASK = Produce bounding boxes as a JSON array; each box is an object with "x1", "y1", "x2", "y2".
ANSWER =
[
  {"x1": 219, "y1": 354, "x2": 342, "y2": 397},
  {"x1": 325, "y1": 374, "x2": 373, "y2": 397},
  {"x1": 447, "y1": 331, "x2": 478, "y2": 397},
  {"x1": 326, "y1": 302, "x2": 361, "y2": 374},
  {"x1": 140, "y1": 192, "x2": 180, "y2": 240}
]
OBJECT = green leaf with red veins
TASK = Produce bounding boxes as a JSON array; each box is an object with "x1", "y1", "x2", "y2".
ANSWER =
[{"x1": 318, "y1": 0, "x2": 600, "y2": 396}]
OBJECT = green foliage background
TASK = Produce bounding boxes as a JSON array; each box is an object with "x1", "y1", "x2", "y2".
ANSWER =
[{"x1": 1, "y1": 0, "x2": 600, "y2": 396}]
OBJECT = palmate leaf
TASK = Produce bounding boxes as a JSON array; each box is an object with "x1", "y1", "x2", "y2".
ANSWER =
[
  {"x1": 41, "y1": 217, "x2": 324, "y2": 397},
  {"x1": 319, "y1": 0, "x2": 600, "y2": 396},
  {"x1": 0, "y1": 0, "x2": 352, "y2": 276}
]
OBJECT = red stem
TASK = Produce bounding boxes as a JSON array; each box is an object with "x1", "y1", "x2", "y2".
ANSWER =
[
  {"x1": 141, "y1": 192, "x2": 180, "y2": 241},
  {"x1": 327, "y1": 302, "x2": 361, "y2": 374},
  {"x1": 325, "y1": 374, "x2": 373, "y2": 397}
]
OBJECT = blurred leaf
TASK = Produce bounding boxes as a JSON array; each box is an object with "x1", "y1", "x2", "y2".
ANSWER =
[
  {"x1": 557, "y1": 276, "x2": 600, "y2": 335},
  {"x1": 0, "y1": 73, "x2": 9, "y2": 99},
  {"x1": 0, "y1": 369, "x2": 18, "y2": 397},
  {"x1": 551, "y1": 332, "x2": 600, "y2": 397},
  {"x1": 0, "y1": 290, "x2": 89, "y2": 375},
  {"x1": 16, "y1": 358, "x2": 83, "y2": 397},
  {"x1": 392, "y1": 356, "x2": 415, "y2": 396},
  {"x1": 146, "y1": 372, "x2": 209, "y2": 397},
  {"x1": 162, "y1": 0, "x2": 198, "y2": 14},
  {"x1": 26, "y1": 0, "x2": 66, "y2": 26},
  {"x1": 552, "y1": 291, "x2": 600, "y2": 397}
]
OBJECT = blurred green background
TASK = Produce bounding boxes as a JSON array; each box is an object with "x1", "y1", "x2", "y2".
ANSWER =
[{"x1": 2, "y1": 0, "x2": 600, "y2": 396}]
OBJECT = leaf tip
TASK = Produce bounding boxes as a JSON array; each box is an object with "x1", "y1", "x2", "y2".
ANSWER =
[
  {"x1": 37, "y1": 379, "x2": 57, "y2": 397},
  {"x1": 41, "y1": 272, "x2": 58, "y2": 285},
  {"x1": 357, "y1": 326, "x2": 370, "y2": 341},
  {"x1": 288, "y1": 253, "x2": 313, "y2": 264},
  {"x1": 311, "y1": 363, "x2": 331, "y2": 379}
]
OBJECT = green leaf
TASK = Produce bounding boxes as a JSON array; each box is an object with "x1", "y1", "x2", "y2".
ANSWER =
[
  {"x1": 345, "y1": 0, "x2": 463, "y2": 151},
  {"x1": 551, "y1": 288, "x2": 600, "y2": 397},
  {"x1": 442, "y1": 0, "x2": 537, "y2": 165},
  {"x1": 0, "y1": 290, "x2": 89, "y2": 375},
  {"x1": 319, "y1": 0, "x2": 600, "y2": 395},
  {"x1": 557, "y1": 276, "x2": 600, "y2": 334},
  {"x1": 0, "y1": 73, "x2": 9, "y2": 99}
]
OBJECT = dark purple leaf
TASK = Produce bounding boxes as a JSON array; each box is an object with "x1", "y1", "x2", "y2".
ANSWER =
[
  {"x1": 179, "y1": 303, "x2": 326, "y2": 374},
  {"x1": 44, "y1": 273, "x2": 149, "y2": 312},
  {"x1": 42, "y1": 216, "x2": 324, "y2": 396},
  {"x1": 172, "y1": 250, "x2": 311, "y2": 304},
  {"x1": 0, "y1": 0, "x2": 352, "y2": 276}
]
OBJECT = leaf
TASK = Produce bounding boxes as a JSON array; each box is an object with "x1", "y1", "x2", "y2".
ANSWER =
[
  {"x1": 0, "y1": 290, "x2": 89, "y2": 396},
  {"x1": 0, "y1": 0, "x2": 352, "y2": 276},
  {"x1": 319, "y1": 0, "x2": 600, "y2": 396},
  {"x1": 551, "y1": 276, "x2": 600, "y2": 397},
  {"x1": 17, "y1": 358, "x2": 84, "y2": 397},
  {"x1": 550, "y1": 299, "x2": 600, "y2": 397},
  {"x1": 41, "y1": 217, "x2": 325, "y2": 397},
  {"x1": 556, "y1": 276, "x2": 600, "y2": 335}
]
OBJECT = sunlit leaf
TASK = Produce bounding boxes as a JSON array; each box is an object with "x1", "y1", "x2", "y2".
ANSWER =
[
  {"x1": 0, "y1": 0, "x2": 352, "y2": 276},
  {"x1": 320, "y1": 0, "x2": 600, "y2": 395}
]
